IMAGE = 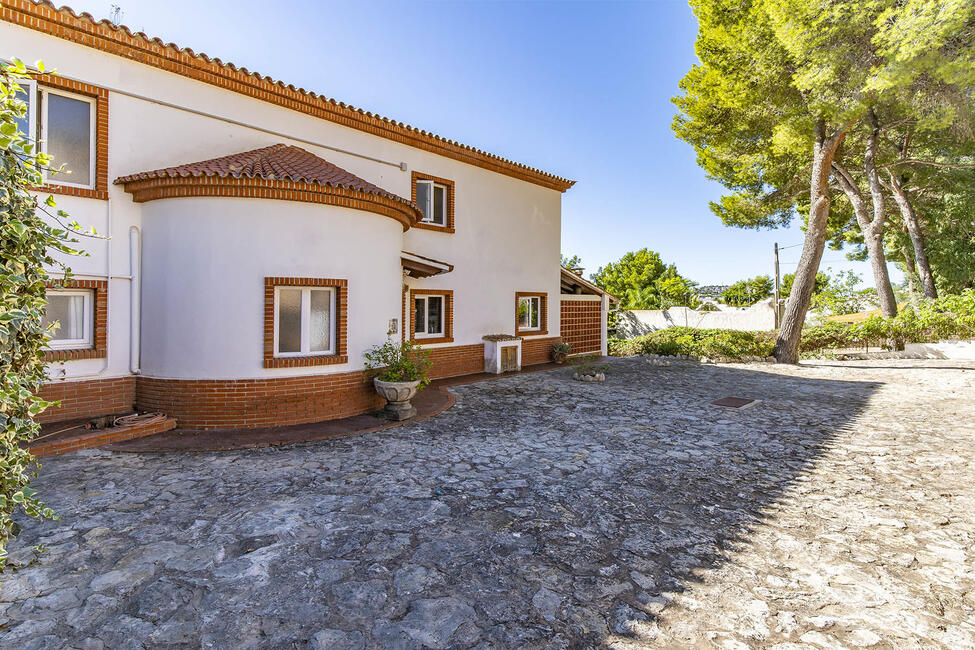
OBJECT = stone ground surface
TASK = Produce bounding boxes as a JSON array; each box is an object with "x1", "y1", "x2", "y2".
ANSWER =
[{"x1": 2, "y1": 358, "x2": 974, "y2": 649}]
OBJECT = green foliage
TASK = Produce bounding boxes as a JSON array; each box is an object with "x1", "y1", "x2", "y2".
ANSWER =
[
  {"x1": 721, "y1": 276, "x2": 773, "y2": 307},
  {"x1": 809, "y1": 269, "x2": 877, "y2": 315},
  {"x1": 611, "y1": 327, "x2": 775, "y2": 360},
  {"x1": 780, "y1": 272, "x2": 829, "y2": 298},
  {"x1": 591, "y1": 249, "x2": 699, "y2": 310},
  {"x1": 552, "y1": 341, "x2": 572, "y2": 355},
  {"x1": 571, "y1": 355, "x2": 609, "y2": 376},
  {"x1": 610, "y1": 292, "x2": 975, "y2": 359},
  {"x1": 560, "y1": 254, "x2": 582, "y2": 269},
  {"x1": 363, "y1": 339, "x2": 432, "y2": 388},
  {"x1": 1, "y1": 59, "x2": 86, "y2": 568},
  {"x1": 801, "y1": 290, "x2": 975, "y2": 352}
]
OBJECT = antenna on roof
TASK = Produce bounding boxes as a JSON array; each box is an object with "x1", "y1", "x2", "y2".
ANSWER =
[{"x1": 109, "y1": 5, "x2": 124, "y2": 26}]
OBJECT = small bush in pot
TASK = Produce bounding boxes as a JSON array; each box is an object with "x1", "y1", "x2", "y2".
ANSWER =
[
  {"x1": 364, "y1": 340, "x2": 432, "y2": 420},
  {"x1": 551, "y1": 341, "x2": 572, "y2": 364}
]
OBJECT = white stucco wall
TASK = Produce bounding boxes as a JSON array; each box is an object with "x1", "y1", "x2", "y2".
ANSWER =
[
  {"x1": 2, "y1": 19, "x2": 565, "y2": 382},
  {"x1": 139, "y1": 198, "x2": 402, "y2": 379},
  {"x1": 617, "y1": 300, "x2": 777, "y2": 338}
]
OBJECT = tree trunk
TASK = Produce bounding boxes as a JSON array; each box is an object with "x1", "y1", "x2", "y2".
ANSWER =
[
  {"x1": 863, "y1": 111, "x2": 898, "y2": 318},
  {"x1": 902, "y1": 246, "x2": 919, "y2": 296},
  {"x1": 774, "y1": 123, "x2": 846, "y2": 364},
  {"x1": 888, "y1": 172, "x2": 938, "y2": 299}
]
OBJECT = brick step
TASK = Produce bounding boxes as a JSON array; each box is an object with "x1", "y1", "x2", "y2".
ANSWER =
[{"x1": 30, "y1": 414, "x2": 177, "y2": 458}]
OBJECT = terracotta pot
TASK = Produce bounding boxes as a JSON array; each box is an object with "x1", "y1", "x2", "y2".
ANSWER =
[
  {"x1": 373, "y1": 378, "x2": 421, "y2": 421},
  {"x1": 552, "y1": 352, "x2": 567, "y2": 364}
]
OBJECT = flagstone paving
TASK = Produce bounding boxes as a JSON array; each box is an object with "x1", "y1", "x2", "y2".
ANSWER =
[{"x1": 2, "y1": 358, "x2": 973, "y2": 649}]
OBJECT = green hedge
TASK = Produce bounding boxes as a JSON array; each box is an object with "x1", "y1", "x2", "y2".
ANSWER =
[
  {"x1": 609, "y1": 290, "x2": 975, "y2": 360},
  {"x1": 609, "y1": 327, "x2": 775, "y2": 359}
]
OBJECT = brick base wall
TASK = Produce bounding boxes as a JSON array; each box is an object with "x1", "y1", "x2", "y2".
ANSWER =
[
  {"x1": 36, "y1": 337, "x2": 565, "y2": 429},
  {"x1": 425, "y1": 344, "x2": 485, "y2": 380},
  {"x1": 136, "y1": 372, "x2": 383, "y2": 430},
  {"x1": 561, "y1": 300, "x2": 602, "y2": 355},
  {"x1": 522, "y1": 336, "x2": 561, "y2": 366},
  {"x1": 36, "y1": 377, "x2": 136, "y2": 424}
]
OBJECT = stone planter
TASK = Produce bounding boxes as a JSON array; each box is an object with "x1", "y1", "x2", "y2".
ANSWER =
[{"x1": 373, "y1": 378, "x2": 421, "y2": 421}]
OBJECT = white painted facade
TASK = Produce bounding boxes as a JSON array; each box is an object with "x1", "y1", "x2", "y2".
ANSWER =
[{"x1": 2, "y1": 19, "x2": 566, "y2": 384}]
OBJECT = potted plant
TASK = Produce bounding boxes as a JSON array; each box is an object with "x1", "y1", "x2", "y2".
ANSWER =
[
  {"x1": 364, "y1": 339, "x2": 432, "y2": 420},
  {"x1": 551, "y1": 341, "x2": 572, "y2": 364}
]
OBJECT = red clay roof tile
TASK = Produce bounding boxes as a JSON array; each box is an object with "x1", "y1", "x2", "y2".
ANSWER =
[{"x1": 114, "y1": 144, "x2": 411, "y2": 205}]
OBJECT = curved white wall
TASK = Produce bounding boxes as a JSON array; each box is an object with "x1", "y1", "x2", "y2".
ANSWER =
[{"x1": 139, "y1": 197, "x2": 403, "y2": 379}]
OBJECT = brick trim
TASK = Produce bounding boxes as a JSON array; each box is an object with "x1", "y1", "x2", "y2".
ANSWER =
[
  {"x1": 263, "y1": 277, "x2": 348, "y2": 368},
  {"x1": 409, "y1": 289, "x2": 454, "y2": 344},
  {"x1": 522, "y1": 336, "x2": 562, "y2": 366},
  {"x1": 117, "y1": 176, "x2": 418, "y2": 230},
  {"x1": 42, "y1": 279, "x2": 107, "y2": 361},
  {"x1": 515, "y1": 291, "x2": 549, "y2": 336},
  {"x1": 31, "y1": 73, "x2": 109, "y2": 200},
  {"x1": 1, "y1": 1, "x2": 574, "y2": 192},
  {"x1": 411, "y1": 171, "x2": 455, "y2": 233}
]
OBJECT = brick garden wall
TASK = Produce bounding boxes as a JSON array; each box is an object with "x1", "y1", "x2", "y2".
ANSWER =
[
  {"x1": 560, "y1": 300, "x2": 602, "y2": 355},
  {"x1": 36, "y1": 376, "x2": 136, "y2": 424},
  {"x1": 522, "y1": 337, "x2": 561, "y2": 366},
  {"x1": 135, "y1": 372, "x2": 383, "y2": 430},
  {"x1": 425, "y1": 344, "x2": 485, "y2": 380}
]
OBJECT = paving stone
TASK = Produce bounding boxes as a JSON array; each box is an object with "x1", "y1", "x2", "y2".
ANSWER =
[{"x1": 0, "y1": 358, "x2": 972, "y2": 647}]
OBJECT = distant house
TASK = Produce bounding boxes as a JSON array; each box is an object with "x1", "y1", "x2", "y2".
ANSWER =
[{"x1": 4, "y1": 1, "x2": 612, "y2": 430}]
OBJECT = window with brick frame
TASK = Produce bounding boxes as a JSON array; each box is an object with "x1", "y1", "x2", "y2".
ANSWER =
[
  {"x1": 515, "y1": 292, "x2": 548, "y2": 336},
  {"x1": 411, "y1": 172, "x2": 455, "y2": 232},
  {"x1": 410, "y1": 289, "x2": 453, "y2": 344},
  {"x1": 264, "y1": 278, "x2": 348, "y2": 368},
  {"x1": 17, "y1": 75, "x2": 109, "y2": 199},
  {"x1": 42, "y1": 279, "x2": 108, "y2": 362}
]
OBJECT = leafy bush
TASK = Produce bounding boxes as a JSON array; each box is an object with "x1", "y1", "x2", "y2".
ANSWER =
[
  {"x1": 611, "y1": 327, "x2": 774, "y2": 360},
  {"x1": 363, "y1": 340, "x2": 432, "y2": 387},
  {"x1": 799, "y1": 290, "x2": 975, "y2": 352}
]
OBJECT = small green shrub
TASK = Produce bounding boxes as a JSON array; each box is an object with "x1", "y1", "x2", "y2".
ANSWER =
[{"x1": 363, "y1": 339, "x2": 432, "y2": 388}]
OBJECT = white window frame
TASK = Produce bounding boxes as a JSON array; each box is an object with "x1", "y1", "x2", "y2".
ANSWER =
[
  {"x1": 416, "y1": 179, "x2": 448, "y2": 227},
  {"x1": 413, "y1": 294, "x2": 445, "y2": 338},
  {"x1": 45, "y1": 289, "x2": 94, "y2": 349},
  {"x1": 13, "y1": 79, "x2": 37, "y2": 145},
  {"x1": 273, "y1": 286, "x2": 336, "y2": 357},
  {"x1": 40, "y1": 87, "x2": 97, "y2": 189},
  {"x1": 518, "y1": 296, "x2": 542, "y2": 332}
]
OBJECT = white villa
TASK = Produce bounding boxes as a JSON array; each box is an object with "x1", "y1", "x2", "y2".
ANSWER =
[{"x1": 3, "y1": 0, "x2": 613, "y2": 430}]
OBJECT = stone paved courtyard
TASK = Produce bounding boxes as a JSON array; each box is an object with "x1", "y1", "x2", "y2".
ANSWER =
[{"x1": 2, "y1": 358, "x2": 974, "y2": 649}]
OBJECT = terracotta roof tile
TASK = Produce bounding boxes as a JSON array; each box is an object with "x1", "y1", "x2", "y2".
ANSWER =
[
  {"x1": 114, "y1": 144, "x2": 410, "y2": 205},
  {"x1": 7, "y1": 1, "x2": 576, "y2": 192}
]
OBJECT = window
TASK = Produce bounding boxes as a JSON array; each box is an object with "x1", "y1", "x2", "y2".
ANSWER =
[
  {"x1": 274, "y1": 287, "x2": 335, "y2": 357},
  {"x1": 415, "y1": 179, "x2": 448, "y2": 226},
  {"x1": 412, "y1": 172, "x2": 454, "y2": 232},
  {"x1": 518, "y1": 296, "x2": 541, "y2": 331},
  {"x1": 42, "y1": 290, "x2": 93, "y2": 349},
  {"x1": 41, "y1": 88, "x2": 95, "y2": 188},
  {"x1": 413, "y1": 294, "x2": 444, "y2": 338},
  {"x1": 14, "y1": 82, "x2": 97, "y2": 189}
]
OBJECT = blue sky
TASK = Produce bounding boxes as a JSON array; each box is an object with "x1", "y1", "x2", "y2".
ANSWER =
[{"x1": 70, "y1": 0, "x2": 897, "y2": 287}]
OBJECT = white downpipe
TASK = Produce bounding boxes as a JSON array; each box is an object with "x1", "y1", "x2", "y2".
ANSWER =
[
  {"x1": 63, "y1": 198, "x2": 112, "y2": 381},
  {"x1": 600, "y1": 294, "x2": 610, "y2": 357},
  {"x1": 129, "y1": 226, "x2": 142, "y2": 374}
]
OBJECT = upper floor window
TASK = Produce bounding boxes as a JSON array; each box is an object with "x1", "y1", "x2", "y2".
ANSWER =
[
  {"x1": 14, "y1": 80, "x2": 97, "y2": 189},
  {"x1": 411, "y1": 172, "x2": 455, "y2": 232},
  {"x1": 415, "y1": 180, "x2": 447, "y2": 226},
  {"x1": 42, "y1": 289, "x2": 93, "y2": 349},
  {"x1": 274, "y1": 286, "x2": 335, "y2": 357}
]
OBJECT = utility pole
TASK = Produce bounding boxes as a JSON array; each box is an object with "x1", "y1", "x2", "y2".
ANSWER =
[{"x1": 773, "y1": 242, "x2": 781, "y2": 329}]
